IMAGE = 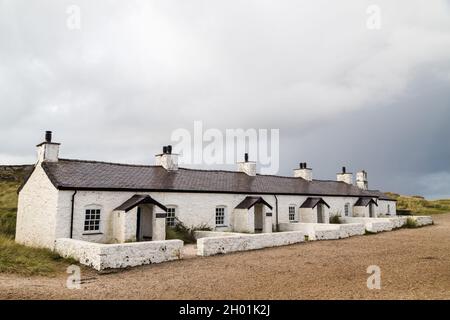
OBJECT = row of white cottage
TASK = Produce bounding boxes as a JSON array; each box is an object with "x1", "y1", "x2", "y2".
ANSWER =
[{"x1": 16, "y1": 131, "x2": 396, "y2": 249}]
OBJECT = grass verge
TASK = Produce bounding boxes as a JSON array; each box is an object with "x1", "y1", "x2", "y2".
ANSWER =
[{"x1": 0, "y1": 235, "x2": 74, "y2": 276}]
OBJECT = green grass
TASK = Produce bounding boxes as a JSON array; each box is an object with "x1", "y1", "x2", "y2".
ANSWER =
[
  {"x1": 385, "y1": 192, "x2": 450, "y2": 215},
  {"x1": 0, "y1": 235, "x2": 75, "y2": 276},
  {"x1": 0, "y1": 167, "x2": 74, "y2": 276},
  {"x1": 0, "y1": 181, "x2": 20, "y2": 236}
]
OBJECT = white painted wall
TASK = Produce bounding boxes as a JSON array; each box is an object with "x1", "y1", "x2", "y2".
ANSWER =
[
  {"x1": 377, "y1": 200, "x2": 397, "y2": 216},
  {"x1": 54, "y1": 238, "x2": 183, "y2": 270},
  {"x1": 16, "y1": 164, "x2": 59, "y2": 249},
  {"x1": 197, "y1": 231, "x2": 306, "y2": 256}
]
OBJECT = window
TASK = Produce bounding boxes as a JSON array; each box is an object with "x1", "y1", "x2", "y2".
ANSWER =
[
  {"x1": 215, "y1": 206, "x2": 226, "y2": 226},
  {"x1": 289, "y1": 205, "x2": 296, "y2": 222},
  {"x1": 387, "y1": 204, "x2": 390, "y2": 215},
  {"x1": 84, "y1": 208, "x2": 101, "y2": 232},
  {"x1": 166, "y1": 207, "x2": 176, "y2": 227},
  {"x1": 344, "y1": 203, "x2": 350, "y2": 216}
]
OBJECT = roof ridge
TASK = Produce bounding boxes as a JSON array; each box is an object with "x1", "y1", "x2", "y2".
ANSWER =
[{"x1": 58, "y1": 158, "x2": 160, "y2": 168}]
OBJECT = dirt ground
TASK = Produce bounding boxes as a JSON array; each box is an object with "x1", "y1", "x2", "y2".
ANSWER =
[{"x1": 1, "y1": 214, "x2": 450, "y2": 300}]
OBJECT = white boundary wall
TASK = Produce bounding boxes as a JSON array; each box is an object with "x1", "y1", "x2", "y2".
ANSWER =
[
  {"x1": 197, "y1": 231, "x2": 306, "y2": 256},
  {"x1": 279, "y1": 223, "x2": 364, "y2": 240},
  {"x1": 54, "y1": 238, "x2": 183, "y2": 271},
  {"x1": 193, "y1": 231, "x2": 244, "y2": 239},
  {"x1": 342, "y1": 217, "x2": 393, "y2": 232},
  {"x1": 410, "y1": 216, "x2": 433, "y2": 226}
]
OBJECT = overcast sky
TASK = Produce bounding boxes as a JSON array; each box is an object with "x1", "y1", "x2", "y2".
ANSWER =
[{"x1": 1, "y1": 0, "x2": 449, "y2": 199}]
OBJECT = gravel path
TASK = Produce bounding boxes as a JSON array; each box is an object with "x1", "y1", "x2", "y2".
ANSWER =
[{"x1": 1, "y1": 214, "x2": 450, "y2": 300}]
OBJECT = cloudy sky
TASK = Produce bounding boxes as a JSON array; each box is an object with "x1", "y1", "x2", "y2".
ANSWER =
[{"x1": 1, "y1": 0, "x2": 449, "y2": 198}]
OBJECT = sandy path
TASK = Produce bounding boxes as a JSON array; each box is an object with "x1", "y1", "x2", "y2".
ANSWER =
[{"x1": 1, "y1": 214, "x2": 449, "y2": 300}]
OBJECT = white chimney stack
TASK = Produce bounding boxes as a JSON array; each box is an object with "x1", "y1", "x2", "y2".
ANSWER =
[
  {"x1": 36, "y1": 131, "x2": 60, "y2": 163},
  {"x1": 294, "y1": 162, "x2": 312, "y2": 181},
  {"x1": 155, "y1": 145, "x2": 178, "y2": 171},
  {"x1": 356, "y1": 170, "x2": 368, "y2": 190},
  {"x1": 337, "y1": 166, "x2": 353, "y2": 185},
  {"x1": 237, "y1": 153, "x2": 256, "y2": 176}
]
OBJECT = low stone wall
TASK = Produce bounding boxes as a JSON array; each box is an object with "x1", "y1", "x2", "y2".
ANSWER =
[
  {"x1": 54, "y1": 238, "x2": 183, "y2": 271},
  {"x1": 279, "y1": 222, "x2": 364, "y2": 240},
  {"x1": 197, "y1": 231, "x2": 306, "y2": 256},
  {"x1": 342, "y1": 217, "x2": 393, "y2": 233},
  {"x1": 338, "y1": 223, "x2": 366, "y2": 238},
  {"x1": 388, "y1": 216, "x2": 408, "y2": 229},
  {"x1": 193, "y1": 230, "x2": 244, "y2": 239},
  {"x1": 409, "y1": 216, "x2": 433, "y2": 227}
]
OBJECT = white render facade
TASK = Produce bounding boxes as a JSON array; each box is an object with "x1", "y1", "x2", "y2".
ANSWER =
[{"x1": 16, "y1": 132, "x2": 397, "y2": 249}]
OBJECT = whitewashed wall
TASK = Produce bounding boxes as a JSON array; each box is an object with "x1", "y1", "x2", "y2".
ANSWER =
[
  {"x1": 197, "y1": 231, "x2": 306, "y2": 256},
  {"x1": 54, "y1": 238, "x2": 183, "y2": 270},
  {"x1": 377, "y1": 200, "x2": 397, "y2": 216},
  {"x1": 16, "y1": 164, "x2": 59, "y2": 249},
  {"x1": 52, "y1": 190, "x2": 391, "y2": 244}
]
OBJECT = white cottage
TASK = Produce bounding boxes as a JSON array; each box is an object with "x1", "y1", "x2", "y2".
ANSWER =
[{"x1": 16, "y1": 131, "x2": 396, "y2": 249}]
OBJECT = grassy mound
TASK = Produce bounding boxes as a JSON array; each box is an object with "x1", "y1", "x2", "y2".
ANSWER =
[{"x1": 385, "y1": 192, "x2": 450, "y2": 215}]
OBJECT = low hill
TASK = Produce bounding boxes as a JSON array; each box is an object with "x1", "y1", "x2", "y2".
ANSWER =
[
  {"x1": 385, "y1": 192, "x2": 450, "y2": 215},
  {"x1": 0, "y1": 165, "x2": 33, "y2": 235}
]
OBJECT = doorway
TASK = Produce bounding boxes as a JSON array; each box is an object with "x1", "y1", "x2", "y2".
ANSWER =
[
  {"x1": 317, "y1": 204, "x2": 324, "y2": 223},
  {"x1": 136, "y1": 205, "x2": 153, "y2": 241},
  {"x1": 254, "y1": 204, "x2": 263, "y2": 233},
  {"x1": 369, "y1": 203, "x2": 375, "y2": 218}
]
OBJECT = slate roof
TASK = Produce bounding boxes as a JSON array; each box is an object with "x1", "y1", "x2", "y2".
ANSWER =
[
  {"x1": 114, "y1": 194, "x2": 167, "y2": 212},
  {"x1": 354, "y1": 197, "x2": 378, "y2": 207},
  {"x1": 38, "y1": 159, "x2": 394, "y2": 199},
  {"x1": 235, "y1": 196, "x2": 273, "y2": 210},
  {"x1": 300, "y1": 197, "x2": 330, "y2": 209}
]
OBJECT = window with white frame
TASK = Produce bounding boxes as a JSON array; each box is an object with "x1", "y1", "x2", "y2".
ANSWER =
[
  {"x1": 344, "y1": 203, "x2": 350, "y2": 216},
  {"x1": 289, "y1": 205, "x2": 296, "y2": 222},
  {"x1": 215, "y1": 206, "x2": 226, "y2": 226},
  {"x1": 84, "y1": 208, "x2": 101, "y2": 232},
  {"x1": 166, "y1": 206, "x2": 177, "y2": 227}
]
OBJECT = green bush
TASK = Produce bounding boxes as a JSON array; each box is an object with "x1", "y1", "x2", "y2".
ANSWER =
[
  {"x1": 329, "y1": 214, "x2": 341, "y2": 224},
  {"x1": 405, "y1": 217, "x2": 418, "y2": 228},
  {"x1": 166, "y1": 218, "x2": 212, "y2": 244}
]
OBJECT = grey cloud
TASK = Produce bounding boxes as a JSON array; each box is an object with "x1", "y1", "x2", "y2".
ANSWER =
[{"x1": 0, "y1": 0, "x2": 449, "y2": 198}]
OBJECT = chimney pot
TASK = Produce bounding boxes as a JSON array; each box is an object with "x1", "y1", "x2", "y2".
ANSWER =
[
  {"x1": 244, "y1": 153, "x2": 249, "y2": 162},
  {"x1": 167, "y1": 145, "x2": 172, "y2": 154},
  {"x1": 45, "y1": 131, "x2": 52, "y2": 143},
  {"x1": 342, "y1": 166, "x2": 346, "y2": 173}
]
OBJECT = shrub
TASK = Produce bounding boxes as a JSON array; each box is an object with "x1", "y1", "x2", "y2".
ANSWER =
[
  {"x1": 165, "y1": 218, "x2": 212, "y2": 244},
  {"x1": 405, "y1": 217, "x2": 418, "y2": 228},
  {"x1": 329, "y1": 214, "x2": 341, "y2": 224}
]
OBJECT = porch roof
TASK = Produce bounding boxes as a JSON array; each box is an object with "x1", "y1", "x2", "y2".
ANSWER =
[
  {"x1": 114, "y1": 194, "x2": 167, "y2": 212},
  {"x1": 300, "y1": 197, "x2": 330, "y2": 209},
  {"x1": 354, "y1": 197, "x2": 378, "y2": 207},
  {"x1": 235, "y1": 196, "x2": 273, "y2": 210}
]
